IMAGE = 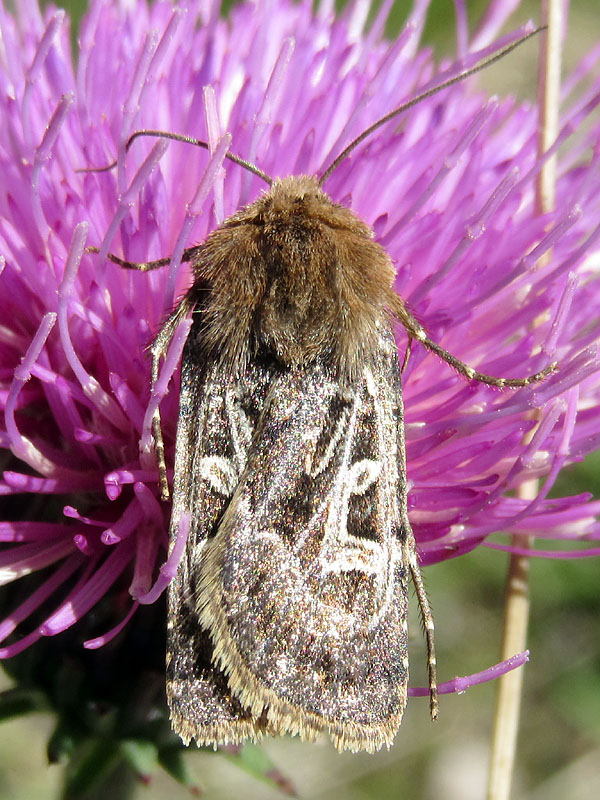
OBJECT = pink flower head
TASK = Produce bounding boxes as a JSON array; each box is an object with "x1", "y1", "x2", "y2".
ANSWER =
[{"x1": 0, "y1": 0, "x2": 599, "y2": 704}]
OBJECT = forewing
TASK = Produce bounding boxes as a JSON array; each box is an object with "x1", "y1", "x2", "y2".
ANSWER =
[
  {"x1": 197, "y1": 327, "x2": 410, "y2": 752},
  {"x1": 166, "y1": 323, "x2": 277, "y2": 745}
]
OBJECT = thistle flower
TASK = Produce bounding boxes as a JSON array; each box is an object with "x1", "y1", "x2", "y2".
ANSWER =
[{"x1": 0, "y1": 0, "x2": 599, "y2": 791}]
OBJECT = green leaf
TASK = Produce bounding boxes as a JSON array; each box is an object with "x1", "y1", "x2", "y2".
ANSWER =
[
  {"x1": 0, "y1": 686, "x2": 48, "y2": 720},
  {"x1": 158, "y1": 747, "x2": 203, "y2": 795},
  {"x1": 47, "y1": 719, "x2": 77, "y2": 763},
  {"x1": 62, "y1": 737, "x2": 122, "y2": 799},
  {"x1": 226, "y1": 743, "x2": 297, "y2": 796},
  {"x1": 120, "y1": 738, "x2": 159, "y2": 779}
]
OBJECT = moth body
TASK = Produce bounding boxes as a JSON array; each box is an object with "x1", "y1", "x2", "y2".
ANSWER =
[{"x1": 165, "y1": 176, "x2": 426, "y2": 752}]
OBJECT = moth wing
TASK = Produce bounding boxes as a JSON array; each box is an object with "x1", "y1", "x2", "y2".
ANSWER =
[
  {"x1": 198, "y1": 327, "x2": 411, "y2": 752},
  {"x1": 166, "y1": 326, "x2": 277, "y2": 745}
]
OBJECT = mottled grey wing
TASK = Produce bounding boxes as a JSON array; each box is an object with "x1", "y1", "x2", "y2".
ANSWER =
[
  {"x1": 197, "y1": 326, "x2": 411, "y2": 752},
  {"x1": 166, "y1": 323, "x2": 277, "y2": 745}
]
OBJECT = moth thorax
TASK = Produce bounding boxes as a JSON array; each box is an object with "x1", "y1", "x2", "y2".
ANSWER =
[
  {"x1": 201, "y1": 175, "x2": 396, "y2": 377},
  {"x1": 250, "y1": 177, "x2": 396, "y2": 372}
]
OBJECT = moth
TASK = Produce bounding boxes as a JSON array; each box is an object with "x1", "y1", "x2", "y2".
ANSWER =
[{"x1": 90, "y1": 29, "x2": 552, "y2": 752}]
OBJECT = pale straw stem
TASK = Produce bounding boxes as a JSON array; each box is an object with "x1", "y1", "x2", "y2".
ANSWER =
[{"x1": 486, "y1": 2, "x2": 563, "y2": 799}]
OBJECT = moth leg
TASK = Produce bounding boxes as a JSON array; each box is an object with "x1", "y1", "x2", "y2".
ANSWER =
[
  {"x1": 406, "y1": 533, "x2": 438, "y2": 721},
  {"x1": 389, "y1": 295, "x2": 557, "y2": 387},
  {"x1": 400, "y1": 337, "x2": 413, "y2": 374},
  {"x1": 150, "y1": 344, "x2": 169, "y2": 502},
  {"x1": 149, "y1": 295, "x2": 197, "y2": 501}
]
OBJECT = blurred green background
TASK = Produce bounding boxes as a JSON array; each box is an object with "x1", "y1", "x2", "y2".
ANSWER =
[{"x1": 1, "y1": 1, "x2": 598, "y2": 799}]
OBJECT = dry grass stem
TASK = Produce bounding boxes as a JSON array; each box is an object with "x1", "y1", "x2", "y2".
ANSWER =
[{"x1": 487, "y1": 2, "x2": 563, "y2": 798}]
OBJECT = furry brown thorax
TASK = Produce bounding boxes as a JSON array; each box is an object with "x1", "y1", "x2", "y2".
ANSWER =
[{"x1": 193, "y1": 175, "x2": 396, "y2": 378}]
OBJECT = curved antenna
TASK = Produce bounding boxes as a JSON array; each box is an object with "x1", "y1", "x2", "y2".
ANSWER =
[
  {"x1": 79, "y1": 129, "x2": 273, "y2": 187},
  {"x1": 318, "y1": 26, "x2": 546, "y2": 187}
]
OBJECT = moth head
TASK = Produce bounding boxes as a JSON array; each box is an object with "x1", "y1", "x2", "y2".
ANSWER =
[{"x1": 197, "y1": 174, "x2": 395, "y2": 379}]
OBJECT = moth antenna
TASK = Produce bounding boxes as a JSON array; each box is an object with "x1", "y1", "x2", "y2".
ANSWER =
[
  {"x1": 318, "y1": 25, "x2": 547, "y2": 186},
  {"x1": 77, "y1": 129, "x2": 273, "y2": 186}
]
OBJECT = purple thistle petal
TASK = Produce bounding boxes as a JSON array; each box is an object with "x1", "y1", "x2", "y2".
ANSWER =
[
  {"x1": 83, "y1": 601, "x2": 139, "y2": 649},
  {"x1": 101, "y1": 500, "x2": 146, "y2": 545},
  {"x1": 0, "y1": 539, "x2": 74, "y2": 585},
  {"x1": 40, "y1": 537, "x2": 136, "y2": 636},
  {"x1": 485, "y1": 543, "x2": 600, "y2": 558},
  {"x1": 0, "y1": 555, "x2": 83, "y2": 643},
  {"x1": 0, "y1": 521, "x2": 74, "y2": 542},
  {"x1": 58, "y1": 224, "x2": 130, "y2": 432},
  {"x1": 129, "y1": 523, "x2": 161, "y2": 599},
  {"x1": 141, "y1": 317, "x2": 192, "y2": 470},
  {"x1": 136, "y1": 513, "x2": 190, "y2": 605},
  {"x1": 472, "y1": 2, "x2": 524, "y2": 49},
  {"x1": 0, "y1": 629, "x2": 45, "y2": 659},
  {"x1": 98, "y1": 139, "x2": 169, "y2": 267},
  {"x1": 163, "y1": 132, "x2": 232, "y2": 310},
  {"x1": 408, "y1": 651, "x2": 530, "y2": 697}
]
